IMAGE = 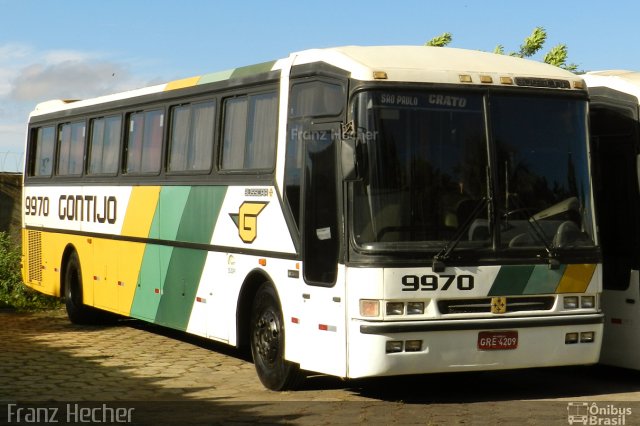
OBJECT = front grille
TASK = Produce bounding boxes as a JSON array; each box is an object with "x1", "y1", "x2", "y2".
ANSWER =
[
  {"x1": 27, "y1": 230, "x2": 42, "y2": 283},
  {"x1": 438, "y1": 296, "x2": 555, "y2": 314}
]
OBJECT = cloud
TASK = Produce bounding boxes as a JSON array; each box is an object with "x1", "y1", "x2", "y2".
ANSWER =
[
  {"x1": 0, "y1": 43, "x2": 152, "y2": 171},
  {"x1": 0, "y1": 43, "x2": 149, "y2": 102},
  {"x1": 9, "y1": 60, "x2": 140, "y2": 102}
]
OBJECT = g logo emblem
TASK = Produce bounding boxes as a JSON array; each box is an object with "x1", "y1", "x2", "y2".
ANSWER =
[{"x1": 230, "y1": 202, "x2": 268, "y2": 243}]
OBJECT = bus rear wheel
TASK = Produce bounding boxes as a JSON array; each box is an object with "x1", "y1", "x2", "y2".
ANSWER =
[
  {"x1": 250, "y1": 282, "x2": 303, "y2": 391},
  {"x1": 64, "y1": 252, "x2": 102, "y2": 324}
]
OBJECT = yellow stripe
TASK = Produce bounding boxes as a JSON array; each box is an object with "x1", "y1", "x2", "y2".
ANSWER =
[
  {"x1": 555, "y1": 264, "x2": 596, "y2": 293},
  {"x1": 164, "y1": 76, "x2": 201, "y2": 91},
  {"x1": 121, "y1": 186, "x2": 160, "y2": 237},
  {"x1": 117, "y1": 186, "x2": 161, "y2": 314}
]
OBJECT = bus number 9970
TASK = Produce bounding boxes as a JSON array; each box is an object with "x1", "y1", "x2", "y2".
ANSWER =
[
  {"x1": 25, "y1": 196, "x2": 50, "y2": 217},
  {"x1": 402, "y1": 274, "x2": 474, "y2": 291}
]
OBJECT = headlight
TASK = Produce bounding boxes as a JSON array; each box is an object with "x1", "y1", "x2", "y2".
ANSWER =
[
  {"x1": 406, "y1": 301, "x2": 425, "y2": 315},
  {"x1": 563, "y1": 296, "x2": 579, "y2": 310},
  {"x1": 386, "y1": 302, "x2": 404, "y2": 316},
  {"x1": 581, "y1": 296, "x2": 595, "y2": 309}
]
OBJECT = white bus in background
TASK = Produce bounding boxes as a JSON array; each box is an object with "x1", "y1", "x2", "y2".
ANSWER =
[
  {"x1": 22, "y1": 46, "x2": 603, "y2": 391},
  {"x1": 583, "y1": 71, "x2": 640, "y2": 370}
]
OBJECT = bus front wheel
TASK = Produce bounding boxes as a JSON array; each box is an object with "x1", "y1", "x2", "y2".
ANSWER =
[{"x1": 250, "y1": 282, "x2": 303, "y2": 391}]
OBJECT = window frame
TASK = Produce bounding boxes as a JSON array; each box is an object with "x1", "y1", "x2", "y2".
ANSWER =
[
  {"x1": 87, "y1": 114, "x2": 123, "y2": 177},
  {"x1": 123, "y1": 107, "x2": 165, "y2": 176},
  {"x1": 166, "y1": 99, "x2": 217, "y2": 175},
  {"x1": 219, "y1": 89, "x2": 279, "y2": 173}
]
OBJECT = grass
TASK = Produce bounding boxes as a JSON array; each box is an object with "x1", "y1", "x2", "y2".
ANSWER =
[{"x1": 0, "y1": 231, "x2": 60, "y2": 310}]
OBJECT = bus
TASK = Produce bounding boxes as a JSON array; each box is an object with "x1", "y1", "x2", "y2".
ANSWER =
[
  {"x1": 22, "y1": 46, "x2": 603, "y2": 391},
  {"x1": 582, "y1": 70, "x2": 640, "y2": 370}
]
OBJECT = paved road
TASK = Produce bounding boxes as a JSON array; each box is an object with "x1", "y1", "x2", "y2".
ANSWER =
[{"x1": 1, "y1": 309, "x2": 639, "y2": 425}]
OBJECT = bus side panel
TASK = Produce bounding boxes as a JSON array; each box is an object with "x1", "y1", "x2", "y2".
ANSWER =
[
  {"x1": 600, "y1": 270, "x2": 640, "y2": 369},
  {"x1": 291, "y1": 265, "x2": 347, "y2": 377}
]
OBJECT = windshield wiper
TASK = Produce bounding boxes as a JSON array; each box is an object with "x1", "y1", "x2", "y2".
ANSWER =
[
  {"x1": 432, "y1": 197, "x2": 488, "y2": 272},
  {"x1": 506, "y1": 194, "x2": 560, "y2": 269}
]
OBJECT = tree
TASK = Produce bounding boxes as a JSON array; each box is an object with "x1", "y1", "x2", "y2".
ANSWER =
[{"x1": 425, "y1": 27, "x2": 577, "y2": 71}]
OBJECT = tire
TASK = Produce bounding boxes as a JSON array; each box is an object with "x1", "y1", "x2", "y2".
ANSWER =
[
  {"x1": 64, "y1": 252, "x2": 102, "y2": 325},
  {"x1": 250, "y1": 283, "x2": 303, "y2": 391}
]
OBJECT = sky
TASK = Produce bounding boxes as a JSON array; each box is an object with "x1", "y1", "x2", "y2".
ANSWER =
[{"x1": 1, "y1": 0, "x2": 638, "y2": 172}]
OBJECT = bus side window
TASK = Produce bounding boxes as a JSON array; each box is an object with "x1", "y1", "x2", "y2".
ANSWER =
[
  {"x1": 88, "y1": 115, "x2": 122, "y2": 175},
  {"x1": 221, "y1": 91, "x2": 278, "y2": 171},
  {"x1": 168, "y1": 100, "x2": 216, "y2": 173},
  {"x1": 56, "y1": 121, "x2": 85, "y2": 176},
  {"x1": 28, "y1": 126, "x2": 55, "y2": 177},
  {"x1": 125, "y1": 109, "x2": 163, "y2": 175},
  {"x1": 285, "y1": 81, "x2": 345, "y2": 234}
]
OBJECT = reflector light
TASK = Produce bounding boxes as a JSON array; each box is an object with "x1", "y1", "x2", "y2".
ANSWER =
[
  {"x1": 259, "y1": 258, "x2": 267, "y2": 266},
  {"x1": 386, "y1": 341, "x2": 403, "y2": 353},
  {"x1": 565, "y1": 332, "x2": 579, "y2": 344},
  {"x1": 291, "y1": 317, "x2": 299, "y2": 324},
  {"x1": 360, "y1": 300, "x2": 380, "y2": 317},
  {"x1": 386, "y1": 302, "x2": 404, "y2": 316}
]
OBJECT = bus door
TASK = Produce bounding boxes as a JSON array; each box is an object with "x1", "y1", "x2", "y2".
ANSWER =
[
  {"x1": 298, "y1": 122, "x2": 347, "y2": 376},
  {"x1": 590, "y1": 92, "x2": 640, "y2": 368}
]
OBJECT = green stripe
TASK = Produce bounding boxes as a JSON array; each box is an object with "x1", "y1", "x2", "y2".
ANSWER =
[
  {"x1": 131, "y1": 186, "x2": 228, "y2": 329},
  {"x1": 175, "y1": 186, "x2": 227, "y2": 244},
  {"x1": 154, "y1": 248, "x2": 207, "y2": 330},
  {"x1": 198, "y1": 69, "x2": 234, "y2": 85},
  {"x1": 522, "y1": 264, "x2": 567, "y2": 294},
  {"x1": 155, "y1": 186, "x2": 191, "y2": 240},
  {"x1": 230, "y1": 60, "x2": 277, "y2": 79},
  {"x1": 131, "y1": 245, "x2": 171, "y2": 321},
  {"x1": 488, "y1": 265, "x2": 535, "y2": 296}
]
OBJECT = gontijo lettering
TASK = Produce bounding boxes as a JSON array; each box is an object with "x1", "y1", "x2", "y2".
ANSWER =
[{"x1": 58, "y1": 195, "x2": 117, "y2": 224}]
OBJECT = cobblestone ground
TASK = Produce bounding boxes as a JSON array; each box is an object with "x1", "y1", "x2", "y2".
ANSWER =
[{"x1": 1, "y1": 309, "x2": 640, "y2": 425}]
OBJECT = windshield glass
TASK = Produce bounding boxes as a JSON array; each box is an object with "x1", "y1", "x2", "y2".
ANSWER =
[
  {"x1": 352, "y1": 90, "x2": 595, "y2": 254},
  {"x1": 492, "y1": 95, "x2": 594, "y2": 250}
]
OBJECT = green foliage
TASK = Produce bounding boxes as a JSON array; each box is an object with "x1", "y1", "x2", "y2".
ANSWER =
[
  {"x1": 425, "y1": 26, "x2": 578, "y2": 71},
  {"x1": 425, "y1": 32, "x2": 453, "y2": 47},
  {"x1": 544, "y1": 44, "x2": 578, "y2": 72},
  {"x1": 516, "y1": 26, "x2": 547, "y2": 58},
  {"x1": 0, "y1": 232, "x2": 60, "y2": 310}
]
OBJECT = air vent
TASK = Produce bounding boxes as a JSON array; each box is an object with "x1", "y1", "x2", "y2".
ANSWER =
[{"x1": 27, "y1": 230, "x2": 42, "y2": 283}]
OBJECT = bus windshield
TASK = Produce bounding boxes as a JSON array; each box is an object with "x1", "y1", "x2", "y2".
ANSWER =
[{"x1": 352, "y1": 90, "x2": 595, "y2": 255}]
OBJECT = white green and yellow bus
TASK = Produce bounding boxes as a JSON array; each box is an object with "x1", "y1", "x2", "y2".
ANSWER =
[
  {"x1": 582, "y1": 70, "x2": 640, "y2": 370},
  {"x1": 22, "y1": 46, "x2": 603, "y2": 391}
]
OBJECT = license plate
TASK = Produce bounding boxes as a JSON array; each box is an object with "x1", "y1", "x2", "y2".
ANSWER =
[{"x1": 477, "y1": 330, "x2": 518, "y2": 350}]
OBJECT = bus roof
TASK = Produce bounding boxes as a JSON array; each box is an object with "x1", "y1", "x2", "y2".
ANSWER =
[
  {"x1": 31, "y1": 45, "x2": 584, "y2": 117},
  {"x1": 582, "y1": 70, "x2": 640, "y2": 101}
]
